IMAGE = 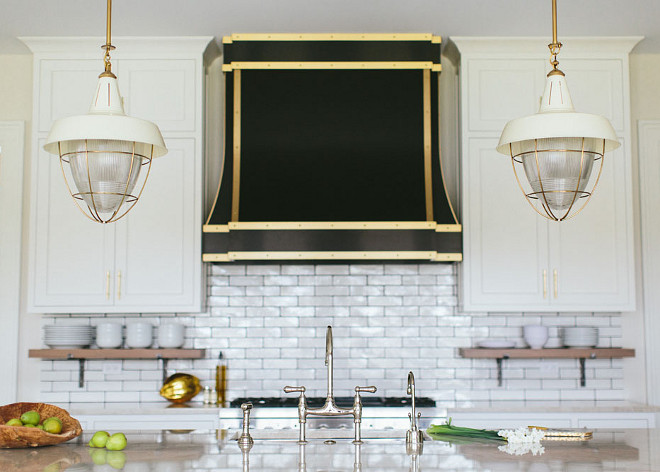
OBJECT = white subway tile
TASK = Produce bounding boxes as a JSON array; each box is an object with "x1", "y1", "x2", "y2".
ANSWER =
[
  {"x1": 418, "y1": 264, "x2": 454, "y2": 275},
  {"x1": 38, "y1": 263, "x2": 625, "y2": 408},
  {"x1": 349, "y1": 265, "x2": 384, "y2": 275},
  {"x1": 282, "y1": 265, "x2": 315, "y2": 275},
  {"x1": 315, "y1": 286, "x2": 349, "y2": 296},
  {"x1": 247, "y1": 265, "x2": 281, "y2": 275},
  {"x1": 384, "y1": 264, "x2": 419, "y2": 275},
  {"x1": 298, "y1": 275, "x2": 333, "y2": 285},
  {"x1": 211, "y1": 265, "x2": 246, "y2": 276},
  {"x1": 350, "y1": 306, "x2": 385, "y2": 317},
  {"x1": 316, "y1": 265, "x2": 350, "y2": 275},
  {"x1": 246, "y1": 286, "x2": 281, "y2": 296},
  {"x1": 350, "y1": 285, "x2": 384, "y2": 296},
  {"x1": 299, "y1": 296, "x2": 333, "y2": 306},
  {"x1": 402, "y1": 275, "x2": 436, "y2": 285},
  {"x1": 40, "y1": 392, "x2": 71, "y2": 403},
  {"x1": 385, "y1": 286, "x2": 418, "y2": 296},
  {"x1": 70, "y1": 392, "x2": 104, "y2": 402},
  {"x1": 332, "y1": 296, "x2": 367, "y2": 306}
]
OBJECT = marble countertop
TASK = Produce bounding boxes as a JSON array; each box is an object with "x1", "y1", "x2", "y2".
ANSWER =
[{"x1": 1, "y1": 428, "x2": 659, "y2": 471}]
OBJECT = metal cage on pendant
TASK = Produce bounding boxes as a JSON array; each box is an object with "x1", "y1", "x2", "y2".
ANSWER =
[
  {"x1": 509, "y1": 137, "x2": 606, "y2": 221},
  {"x1": 57, "y1": 139, "x2": 154, "y2": 224}
]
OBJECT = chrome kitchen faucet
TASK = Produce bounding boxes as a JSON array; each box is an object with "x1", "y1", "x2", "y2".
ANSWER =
[{"x1": 284, "y1": 325, "x2": 377, "y2": 444}]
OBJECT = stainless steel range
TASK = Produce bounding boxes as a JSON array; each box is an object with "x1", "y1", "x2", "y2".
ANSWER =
[{"x1": 219, "y1": 396, "x2": 445, "y2": 432}]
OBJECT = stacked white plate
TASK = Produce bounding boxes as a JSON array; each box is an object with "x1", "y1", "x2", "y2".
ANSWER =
[
  {"x1": 561, "y1": 327, "x2": 598, "y2": 348},
  {"x1": 44, "y1": 325, "x2": 95, "y2": 349}
]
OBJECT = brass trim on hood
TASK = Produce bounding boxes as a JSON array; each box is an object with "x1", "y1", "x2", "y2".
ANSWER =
[
  {"x1": 203, "y1": 222, "x2": 462, "y2": 232},
  {"x1": 231, "y1": 70, "x2": 242, "y2": 222},
  {"x1": 423, "y1": 68, "x2": 433, "y2": 221},
  {"x1": 222, "y1": 62, "x2": 442, "y2": 72},
  {"x1": 224, "y1": 34, "x2": 441, "y2": 43},
  {"x1": 203, "y1": 251, "x2": 462, "y2": 262}
]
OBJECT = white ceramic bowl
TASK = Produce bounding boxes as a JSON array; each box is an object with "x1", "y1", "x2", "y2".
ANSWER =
[
  {"x1": 95, "y1": 322, "x2": 123, "y2": 348},
  {"x1": 158, "y1": 323, "x2": 185, "y2": 348},
  {"x1": 126, "y1": 322, "x2": 153, "y2": 348},
  {"x1": 523, "y1": 325, "x2": 549, "y2": 349}
]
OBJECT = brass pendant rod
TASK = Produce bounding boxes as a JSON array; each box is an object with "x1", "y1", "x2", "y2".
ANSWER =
[
  {"x1": 100, "y1": 0, "x2": 116, "y2": 78},
  {"x1": 552, "y1": 0, "x2": 558, "y2": 45},
  {"x1": 106, "y1": 0, "x2": 112, "y2": 47},
  {"x1": 548, "y1": 0, "x2": 563, "y2": 74}
]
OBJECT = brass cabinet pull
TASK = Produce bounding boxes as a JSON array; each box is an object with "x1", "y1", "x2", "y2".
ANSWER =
[
  {"x1": 543, "y1": 269, "x2": 548, "y2": 299},
  {"x1": 553, "y1": 269, "x2": 558, "y2": 298},
  {"x1": 117, "y1": 271, "x2": 122, "y2": 300},
  {"x1": 105, "y1": 271, "x2": 110, "y2": 300}
]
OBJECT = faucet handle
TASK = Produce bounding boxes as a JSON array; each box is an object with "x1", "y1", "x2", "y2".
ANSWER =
[
  {"x1": 284, "y1": 386, "x2": 307, "y2": 394},
  {"x1": 237, "y1": 402, "x2": 254, "y2": 449},
  {"x1": 355, "y1": 386, "x2": 377, "y2": 394}
]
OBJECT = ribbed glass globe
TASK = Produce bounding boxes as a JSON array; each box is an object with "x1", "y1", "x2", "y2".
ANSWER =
[
  {"x1": 511, "y1": 137, "x2": 603, "y2": 213},
  {"x1": 61, "y1": 139, "x2": 150, "y2": 214}
]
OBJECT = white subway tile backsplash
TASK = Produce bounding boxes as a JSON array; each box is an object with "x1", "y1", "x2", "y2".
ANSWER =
[{"x1": 39, "y1": 263, "x2": 625, "y2": 406}]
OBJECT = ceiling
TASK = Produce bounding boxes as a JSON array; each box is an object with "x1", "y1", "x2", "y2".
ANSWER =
[{"x1": 1, "y1": 0, "x2": 658, "y2": 55}]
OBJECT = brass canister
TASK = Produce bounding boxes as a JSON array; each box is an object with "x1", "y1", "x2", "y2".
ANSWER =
[{"x1": 160, "y1": 373, "x2": 202, "y2": 403}]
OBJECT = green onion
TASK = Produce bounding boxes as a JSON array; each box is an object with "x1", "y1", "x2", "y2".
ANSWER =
[{"x1": 426, "y1": 418, "x2": 505, "y2": 442}]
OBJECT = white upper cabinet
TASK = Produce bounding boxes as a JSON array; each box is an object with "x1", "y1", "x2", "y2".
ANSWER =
[
  {"x1": 23, "y1": 37, "x2": 214, "y2": 313},
  {"x1": 453, "y1": 37, "x2": 640, "y2": 312}
]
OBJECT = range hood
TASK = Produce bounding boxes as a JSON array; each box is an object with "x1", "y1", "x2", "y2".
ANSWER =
[{"x1": 203, "y1": 34, "x2": 461, "y2": 263}]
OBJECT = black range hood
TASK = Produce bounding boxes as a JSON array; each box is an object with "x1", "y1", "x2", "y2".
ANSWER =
[{"x1": 203, "y1": 34, "x2": 461, "y2": 263}]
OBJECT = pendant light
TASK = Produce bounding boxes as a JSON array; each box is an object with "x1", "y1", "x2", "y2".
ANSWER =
[
  {"x1": 496, "y1": 0, "x2": 620, "y2": 221},
  {"x1": 43, "y1": 0, "x2": 167, "y2": 224}
]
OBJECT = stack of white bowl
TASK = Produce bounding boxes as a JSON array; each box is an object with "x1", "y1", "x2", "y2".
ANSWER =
[
  {"x1": 44, "y1": 325, "x2": 94, "y2": 349},
  {"x1": 562, "y1": 327, "x2": 599, "y2": 348}
]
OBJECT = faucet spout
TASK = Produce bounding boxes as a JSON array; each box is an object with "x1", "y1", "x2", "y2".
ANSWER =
[
  {"x1": 325, "y1": 326, "x2": 333, "y2": 397},
  {"x1": 325, "y1": 325, "x2": 333, "y2": 365}
]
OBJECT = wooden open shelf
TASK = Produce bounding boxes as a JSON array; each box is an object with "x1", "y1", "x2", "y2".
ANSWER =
[
  {"x1": 29, "y1": 348, "x2": 205, "y2": 360},
  {"x1": 459, "y1": 348, "x2": 635, "y2": 387},
  {"x1": 29, "y1": 349, "x2": 206, "y2": 387}
]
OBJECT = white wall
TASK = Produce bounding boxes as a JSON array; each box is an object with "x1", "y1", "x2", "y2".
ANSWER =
[
  {"x1": 0, "y1": 55, "x2": 38, "y2": 403},
  {"x1": 5, "y1": 51, "x2": 660, "y2": 406}
]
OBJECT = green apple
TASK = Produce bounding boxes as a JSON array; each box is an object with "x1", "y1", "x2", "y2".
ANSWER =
[
  {"x1": 23, "y1": 424, "x2": 36, "y2": 428},
  {"x1": 89, "y1": 430, "x2": 110, "y2": 448},
  {"x1": 43, "y1": 418, "x2": 62, "y2": 434},
  {"x1": 106, "y1": 451, "x2": 127, "y2": 469},
  {"x1": 105, "y1": 432, "x2": 127, "y2": 451},
  {"x1": 5, "y1": 418, "x2": 22, "y2": 427},
  {"x1": 36, "y1": 424, "x2": 45, "y2": 430},
  {"x1": 20, "y1": 410, "x2": 40, "y2": 426}
]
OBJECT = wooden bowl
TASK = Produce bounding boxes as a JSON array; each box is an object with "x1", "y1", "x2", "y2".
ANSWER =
[{"x1": 0, "y1": 403, "x2": 82, "y2": 448}]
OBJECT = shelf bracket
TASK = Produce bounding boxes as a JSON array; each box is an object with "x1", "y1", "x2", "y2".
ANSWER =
[
  {"x1": 579, "y1": 357, "x2": 587, "y2": 387},
  {"x1": 159, "y1": 356, "x2": 169, "y2": 384},
  {"x1": 496, "y1": 356, "x2": 509, "y2": 387},
  {"x1": 78, "y1": 359, "x2": 85, "y2": 388}
]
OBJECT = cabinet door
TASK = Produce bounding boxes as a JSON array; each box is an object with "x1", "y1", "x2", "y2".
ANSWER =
[
  {"x1": 461, "y1": 138, "x2": 550, "y2": 311},
  {"x1": 29, "y1": 140, "x2": 116, "y2": 312},
  {"x1": 465, "y1": 59, "x2": 546, "y2": 132},
  {"x1": 118, "y1": 59, "x2": 197, "y2": 132},
  {"x1": 37, "y1": 60, "x2": 101, "y2": 133},
  {"x1": 114, "y1": 138, "x2": 201, "y2": 311},
  {"x1": 549, "y1": 143, "x2": 635, "y2": 310}
]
